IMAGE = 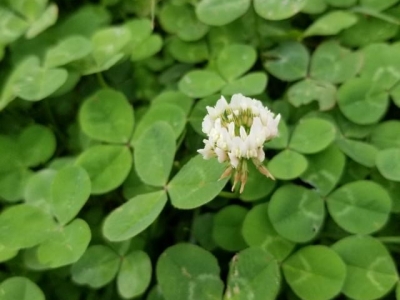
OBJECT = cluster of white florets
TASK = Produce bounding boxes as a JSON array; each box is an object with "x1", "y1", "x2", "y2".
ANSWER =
[{"x1": 198, "y1": 94, "x2": 281, "y2": 193}]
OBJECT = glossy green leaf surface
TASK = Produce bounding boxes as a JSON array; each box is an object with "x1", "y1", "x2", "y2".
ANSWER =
[
  {"x1": 51, "y1": 165, "x2": 91, "y2": 225},
  {"x1": 336, "y1": 137, "x2": 378, "y2": 167},
  {"x1": 338, "y1": 77, "x2": 389, "y2": 125},
  {"x1": 225, "y1": 247, "x2": 281, "y2": 300},
  {"x1": 287, "y1": 79, "x2": 336, "y2": 111},
  {"x1": 289, "y1": 118, "x2": 336, "y2": 154},
  {"x1": 310, "y1": 40, "x2": 362, "y2": 84},
  {"x1": 36, "y1": 219, "x2": 91, "y2": 268},
  {"x1": 178, "y1": 70, "x2": 226, "y2": 98},
  {"x1": 283, "y1": 246, "x2": 346, "y2": 300},
  {"x1": 264, "y1": 41, "x2": 309, "y2": 81},
  {"x1": 79, "y1": 89, "x2": 134, "y2": 143},
  {"x1": 14, "y1": 56, "x2": 68, "y2": 101},
  {"x1": 117, "y1": 251, "x2": 152, "y2": 298},
  {"x1": 18, "y1": 124, "x2": 56, "y2": 167},
  {"x1": 168, "y1": 155, "x2": 229, "y2": 209},
  {"x1": 103, "y1": 190, "x2": 167, "y2": 241},
  {"x1": 268, "y1": 184, "x2": 325, "y2": 243},
  {"x1": 221, "y1": 72, "x2": 268, "y2": 96},
  {"x1": 333, "y1": 236, "x2": 398, "y2": 300},
  {"x1": 132, "y1": 103, "x2": 186, "y2": 142},
  {"x1": 134, "y1": 122, "x2": 176, "y2": 187},
  {"x1": 160, "y1": 3, "x2": 208, "y2": 41},
  {"x1": 242, "y1": 203, "x2": 295, "y2": 261},
  {"x1": 196, "y1": 0, "x2": 251, "y2": 26},
  {"x1": 0, "y1": 277, "x2": 45, "y2": 300},
  {"x1": 76, "y1": 145, "x2": 132, "y2": 194},
  {"x1": 301, "y1": 145, "x2": 345, "y2": 196},
  {"x1": 71, "y1": 245, "x2": 120, "y2": 288},
  {"x1": 376, "y1": 148, "x2": 400, "y2": 181},
  {"x1": 156, "y1": 243, "x2": 224, "y2": 300},
  {"x1": 304, "y1": 11, "x2": 358, "y2": 37},
  {"x1": 212, "y1": 205, "x2": 248, "y2": 251},
  {"x1": 254, "y1": 0, "x2": 307, "y2": 20},
  {"x1": 217, "y1": 44, "x2": 257, "y2": 81},
  {"x1": 0, "y1": 204, "x2": 56, "y2": 250},
  {"x1": 327, "y1": 180, "x2": 391, "y2": 234},
  {"x1": 370, "y1": 121, "x2": 400, "y2": 150},
  {"x1": 268, "y1": 149, "x2": 308, "y2": 180},
  {"x1": 45, "y1": 35, "x2": 92, "y2": 68}
]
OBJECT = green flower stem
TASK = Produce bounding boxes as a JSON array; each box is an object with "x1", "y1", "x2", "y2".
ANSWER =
[{"x1": 96, "y1": 72, "x2": 109, "y2": 88}]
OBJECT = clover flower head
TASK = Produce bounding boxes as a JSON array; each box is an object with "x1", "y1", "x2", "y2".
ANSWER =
[{"x1": 197, "y1": 94, "x2": 281, "y2": 193}]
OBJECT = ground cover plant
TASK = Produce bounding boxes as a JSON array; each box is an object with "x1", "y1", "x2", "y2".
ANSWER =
[{"x1": 1, "y1": 0, "x2": 400, "y2": 299}]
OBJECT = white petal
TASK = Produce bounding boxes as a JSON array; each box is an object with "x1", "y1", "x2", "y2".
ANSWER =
[
  {"x1": 199, "y1": 94, "x2": 280, "y2": 165},
  {"x1": 197, "y1": 148, "x2": 215, "y2": 159},
  {"x1": 260, "y1": 110, "x2": 269, "y2": 125},
  {"x1": 228, "y1": 152, "x2": 239, "y2": 168},
  {"x1": 230, "y1": 94, "x2": 242, "y2": 108},
  {"x1": 251, "y1": 106, "x2": 259, "y2": 115},
  {"x1": 215, "y1": 96, "x2": 228, "y2": 112},
  {"x1": 268, "y1": 114, "x2": 280, "y2": 137},
  {"x1": 239, "y1": 126, "x2": 247, "y2": 140},
  {"x1": 215, "y1": 147, "x2": 227, "y2": 163},
  {"x1": 228, "y1": 122, "x2": 235, "y2": 137},
  {"x1": 206, "y1": 106, "x2": 218, "y2": 119},
  {"x1": 201, "y1": 116, "x2": 213, "y2": 134},
  {"x1": 257, "y1": 148, "x2": 265, "y2": 162}
]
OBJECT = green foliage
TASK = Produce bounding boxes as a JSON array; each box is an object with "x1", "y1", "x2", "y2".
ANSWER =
[
  {"x1": 71, "y1": 244, "x2": 120, "y2": 288},
  {"x1": 0, "y1": 204, "x2": 56, "y2": 249},
  {"x1": 268, "y1": 149, "x2": 308, "y2": 180},
  {"x1": 178, "y1": 70, "x2": 226, "y2": 98},
  {"x1": 168, "y1": 155, "x2": 229, "y2": 209},
  {"x1": 79, "y1": 88, "x2": 134, "y2": 143},
  {"x1": 76, "y1": 144, "x2": 132, "y2": 194},
  {"x1": 301, "y1": 145, "x2": 345, "y2": 195},
  {"x1": 283, "y1": 246, "x2": 346, "y2": 300},
  {"x1": 1, "y1": 0, "x2": 400, "y2": 299},
  {"x1": 264, "y1": 41, "x2": 309, "y2": 82},
  {"x1": 212, "y1": 205, "x2": 248, "y2": 251},
  {"x1": 196, "y1": 0, "x2": 251, "y2": 26},
  {"x1": 117, "y1": 250, "x2": 152, "y2": 298},
  {"x1": 18, "y1": 124, "x2": 56, "y2": 167},
  {"x1": 217, "y1": 44, "x2": 257, "y2": 81},
  {"x1": 239, "y1": 162, "x2": 276, "y2": 201},
  {"x1": 268, "y1": 184, "x2": 325, "y2": 243},
  {"x1": 103, "y1": 190, "x2": 167, "y2": 241},
  {"x1": 156, "y1": 243, "x2": 224, "y2": 300},
  {"x1": 131, "y1": 103, "x2": 186, "y2": 142},
  {"x1": 254, "y1": 0, "x2": 307, "y2": 20},
  {"x1": 303, "y1": 11, "x2": 358, "y2": 37},
  {"x1": 376, "y1": 148, "x2": 400, "y2": 181},
  {"x1": 327, "y1": 180, "x2": 391, "y2": 234},
  {"x1": 224, "y1": 247, "x2": 281, "y2": 300},
  {"x1": 310, "y1": 41, "x2": 362, "y2": 84},
  {"x1": 0, "y1": 277, "x2": 45, "y2": 300},
  {"x1": 51, "y1": 166, "x2": 91, "y2": 225},
  {"x1": 332, "y1": 235, "x2": 399, "y2": 299},
  {"x1": 242, "y1": 203, "x2": 295, "y2": 261},
  {"x1": 134, "y1": 122, "x2": 175, "y2": 186},
  {"x1": 289, "y1": 118, "x2": 336, "y2": 153},
  {"x1": 32, "y1": 218, "x2": 91, "y2": 268}
]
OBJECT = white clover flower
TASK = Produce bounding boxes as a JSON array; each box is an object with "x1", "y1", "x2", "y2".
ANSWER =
[{"x1": 197, "y1": 94, "x2": 281, "y2": 193}]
